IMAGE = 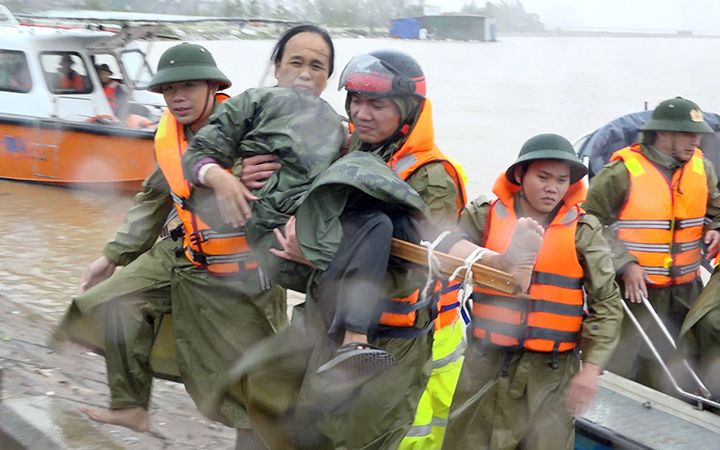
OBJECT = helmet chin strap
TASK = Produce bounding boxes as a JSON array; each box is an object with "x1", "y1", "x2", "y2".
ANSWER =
[{"x1": 191, "y1": 82, "x2": 213, "y2": 131}]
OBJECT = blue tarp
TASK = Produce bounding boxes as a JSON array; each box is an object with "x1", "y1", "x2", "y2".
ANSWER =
[
  {"x1": 389, "y1": 18, "x2": 421, "y2": 39},
  {"x1": 577, "y1": 111, "x2": 720, "y2": 179}
]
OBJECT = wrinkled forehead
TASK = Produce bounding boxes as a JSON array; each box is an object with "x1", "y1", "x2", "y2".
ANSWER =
[{"x1": 282, "y1": 32, "x2": 331, "y2": 63}]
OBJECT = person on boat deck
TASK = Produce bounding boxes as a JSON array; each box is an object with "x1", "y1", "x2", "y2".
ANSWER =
[
  {"x1": 443, "y1": 133, "x2": 623, "y2": 450},
  {"x1": 584, "y1": 97, "x2": 720, "y2": 395},
  {"x1": 55, "y1": 54, "x2": 89, "y2": 92},
  {"x1": 184, "y1": 47, "x2": 544, "y2": 448},
  {"x1": 96, "y1": 63, "x2": 129, "y2": 118},
  {"x1": 50, "y1": 43, "x2": 287, "y2": 447}
]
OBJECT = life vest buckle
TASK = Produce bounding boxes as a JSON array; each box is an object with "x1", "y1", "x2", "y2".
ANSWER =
[
  {"x1": 663, "y1": 255, "x2": 674, "y2": 269},
  {"x1": 169, "y1": 224, "x2": 185, "y2": 241}
]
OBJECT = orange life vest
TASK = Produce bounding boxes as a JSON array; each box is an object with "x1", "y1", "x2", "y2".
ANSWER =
[
  {"x1": 378, "y1": 99, "x2": 467, "y2": 330},
  {"x1": 610, "y1": 145, "x2": 707, "y2": 286},
  {"x1": 154, "y1": 93, "x2": 258, "y2": 276},
  {"x1": 60, "y1": 72, "x2": 86, "y2": 90},
  {"x1": 471, "y1": 174, "x2": 586, "y2": 353},
  {"x1": 103, "y1": 82, "x2": 118, "y2": 111}
]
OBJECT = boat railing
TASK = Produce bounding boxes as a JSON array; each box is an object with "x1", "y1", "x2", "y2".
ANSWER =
[{"x1": 622, "y1": 298, "x2": 720, "y2": 410}]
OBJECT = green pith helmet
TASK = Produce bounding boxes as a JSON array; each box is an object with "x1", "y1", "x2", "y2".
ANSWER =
[
  {"x1": 148, "y1": 43, "x2": 231, "y2": 93},
  {"x1": 506, "y1": 133, "x2": 588, "y2": 184},
  {"x1": 640, "y1": 97, "x2": 713, "y2": 134}
]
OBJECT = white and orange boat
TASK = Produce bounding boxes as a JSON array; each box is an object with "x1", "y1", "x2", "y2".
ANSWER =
[{"x1": 0, "y1": 6, "x2": 165, "y2": 191}]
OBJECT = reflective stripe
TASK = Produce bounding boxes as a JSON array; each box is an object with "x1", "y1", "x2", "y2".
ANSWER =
[
  {"x1": 672, "y1": 240, "x2": 702, "y2": 252},
  {"x1": 612, "y1": 219, "x2": 672, "y2": 230},
  {"x1": 641, "y1": 261, "x2": 700, "y2": 277},
  {"x1": 195, "y1": 229, "x2": 246, "y2": 240},
  {"x1": 532, "y1": 271, "x2": 583, "y2": 289},
  {"x1": 676, "y1": 217, "x2": 705, "y2": 229},
  {"x1": 405, "y1": 423, "x2": 432, "y2": 438},
  {"x1": 171, "y1": 192, "x2": 186, "y2": 208},
  {"x1": 431, "y1": 416, "x2": 448, "y2": 428},
  {"x1": 432, "y1": 343, "x2": 464, "y2": 369},
  {"x1": 393, "y1": 154, "x2": 417, "y2": 175},
  {"x1": 623, "y1": 242, "x2": 671, "y2": 253},
  {"x1": 560, "y1": 207, "x2": 579, "y2": 225}
]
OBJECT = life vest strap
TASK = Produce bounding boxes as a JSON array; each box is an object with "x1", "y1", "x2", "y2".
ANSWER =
[
  {"x1": 189, "y1": 229, "x2": 247, "y2": 244},
  {"x1": 186, "y1": 248, "x2": 256, "y2": 267},
  {"x1": 531, "y1": 271, "x2": 583, "y2": 289}
]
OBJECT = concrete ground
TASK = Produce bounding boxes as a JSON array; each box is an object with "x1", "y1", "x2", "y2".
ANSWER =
[{"x1": 0, "y1": 291, "x2": 305, "y2": 449}]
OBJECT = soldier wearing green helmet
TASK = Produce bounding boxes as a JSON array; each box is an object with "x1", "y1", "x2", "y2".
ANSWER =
[
  {"x1": 584, "y1": 96, "x2": 720, "y2": 396},
  {"x1": 443, "y1": 133, "x2": 622, "y2": 450},
  {"x1": 51, "y1": 43, "x2": 287, "y2": 447}
]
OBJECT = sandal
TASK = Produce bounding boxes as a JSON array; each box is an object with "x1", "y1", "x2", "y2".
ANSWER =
[{"x1": 317, "y1": 342, "x2": 396, "y2": 378}]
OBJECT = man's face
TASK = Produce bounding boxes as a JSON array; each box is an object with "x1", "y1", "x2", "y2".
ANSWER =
[
  {"x1": 99, "y1": 70, "x2": 112, "y2": 84},
  {"x1": 657, "y1": 131, "x2": 702, "y2": 162},
  {"x1": 517, "y1": 160, "x2": 571, "y2": 215},
  {"x1": 349, "y1": 94, "x2": 401, "y2": 145},
  {"x1": 161, "y1": 81, "x2": 212, "y2": 126},
  {"x1": 274, "y1": 32, "x2": 330, "y2": 97}
]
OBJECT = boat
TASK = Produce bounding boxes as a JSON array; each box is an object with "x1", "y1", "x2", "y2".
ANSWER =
[{"x1": 0, "y1": 5, "x2": 168, "y2": 191}]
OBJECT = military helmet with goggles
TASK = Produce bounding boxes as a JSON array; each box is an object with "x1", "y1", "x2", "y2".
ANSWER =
[{"x1": 339, "y1": 50, "x2": 426, "y2": 99}]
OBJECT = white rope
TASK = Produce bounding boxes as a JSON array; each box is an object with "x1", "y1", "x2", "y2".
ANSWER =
[
  {"x1": 450, "y1": 246, "x2": 491, "y2": 325},
  {"x1": 419, "y1": 231, "x2": 452, "y2": 300}
]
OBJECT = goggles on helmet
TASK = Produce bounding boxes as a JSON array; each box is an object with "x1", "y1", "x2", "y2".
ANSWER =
[{"x1": 338, "y1": 54, "x2": 426, "y2": 99}]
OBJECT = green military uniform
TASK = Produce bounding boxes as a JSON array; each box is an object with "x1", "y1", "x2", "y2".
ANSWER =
[
  {"x1": 583, "y1": 143, "x2": 720, "y2": 392},
  {"x1": 52, "y1": 43, "x2": 288, "y2": 431},
  {"x1": 443, "y1": 196, "x2": 623, "y2": 450}
]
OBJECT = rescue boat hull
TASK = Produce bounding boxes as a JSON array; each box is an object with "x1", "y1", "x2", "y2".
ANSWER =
[{"x1": 0, "y1": 114, "x2": 154, "y2": 192}]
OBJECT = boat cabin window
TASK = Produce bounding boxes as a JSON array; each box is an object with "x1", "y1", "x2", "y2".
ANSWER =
[
  {"x1": 120, "y1": 49, "x2": 153, "y2": 90},
  {"x1": 91, "y1": 54, "x2": 131, "y2": 118},
  {"x1": 0, "y1": 50, "x2": 32, "y2": 93},
  {"x1": 41, "y1": 52, "x2": 93, "y2": 95}
]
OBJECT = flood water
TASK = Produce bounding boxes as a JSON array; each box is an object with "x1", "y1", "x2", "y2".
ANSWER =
[{"x1": 3, "y1": 35, "x2": 720, "y2": 316}]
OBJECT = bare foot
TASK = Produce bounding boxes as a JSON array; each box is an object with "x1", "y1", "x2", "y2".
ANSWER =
[
  {"x1": 78, "y1": 405, "x2": 150, "y2": 432},
  {"x1": 499, "y1": 217, "x2": 544, "y2": 293}
]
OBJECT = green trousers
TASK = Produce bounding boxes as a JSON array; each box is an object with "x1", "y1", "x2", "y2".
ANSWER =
[
  {"x1": 52, "y1": 238, "x2": 288, "y2": 430},
  {"x1": 399, "y1": 319, "x2": 466, "y2": 450},
  {"x1": 221, "y1": 294, "x2": 433, "y2": 449},
  {"x1": 52, "y1": 238, "x2": 179, "y2": 409},
  {"x1": 444, "y1": 344, "x2": 578, "y2": 450}
]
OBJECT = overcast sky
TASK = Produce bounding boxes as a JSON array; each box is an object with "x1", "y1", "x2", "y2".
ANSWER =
[{"x1": 437, "y1": 0, "x2": 720, "y2": 33}]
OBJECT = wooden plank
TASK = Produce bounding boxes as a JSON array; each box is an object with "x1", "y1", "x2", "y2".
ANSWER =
[{"x1": 390, "y1": 238, "x2": 517, "y2": 294}]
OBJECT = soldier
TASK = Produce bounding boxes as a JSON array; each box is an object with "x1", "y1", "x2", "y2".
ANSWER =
[
  {"x1": 188, "y1": 50, "x2": 545, "y2": 448},
  {"x1": 584, "y1": 97, "x2": 720, "y2": 394},
  {"x1": 51, "y1": 43, "x2": 286, "y2": 447},
  {"x1": 443, "y1": 133, "x2": 623, "y2": 450}
]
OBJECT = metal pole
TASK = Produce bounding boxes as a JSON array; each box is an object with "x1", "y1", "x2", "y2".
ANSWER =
[
  {"x1": 641, "y1": 297, "x2": 713, "y2": 398},
  {"x1": 621, "y1": 301, "x2": 720, "y2": 409}
]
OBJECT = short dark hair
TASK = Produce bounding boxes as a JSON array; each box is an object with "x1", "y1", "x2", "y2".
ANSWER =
[{"x1": 270, "y1": 24, "x2": 335, "y2": 77}]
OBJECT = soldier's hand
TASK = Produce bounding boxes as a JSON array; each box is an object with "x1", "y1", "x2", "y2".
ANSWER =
[
  {"x1": 80, "y1": 255, "x2": 117, "y2": 293},
  {"x1": 238, "y1": 154, "x2": 281, "y2": 190},
  {"x1": 621, "y1": 263, "x2": 649, "y2": 303},
  {"x1": 704, "y1": 229, "x2": 720, "y2": 260},
  {"x1": 565, "y1": 362, "x2": 600, "y2": 417},
  {"x1": 204, "y1": 165, "x2": 257, "y2": 227},
  {"x1": 270, "y1": 216, "x2": 316, "y2": 268}
]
